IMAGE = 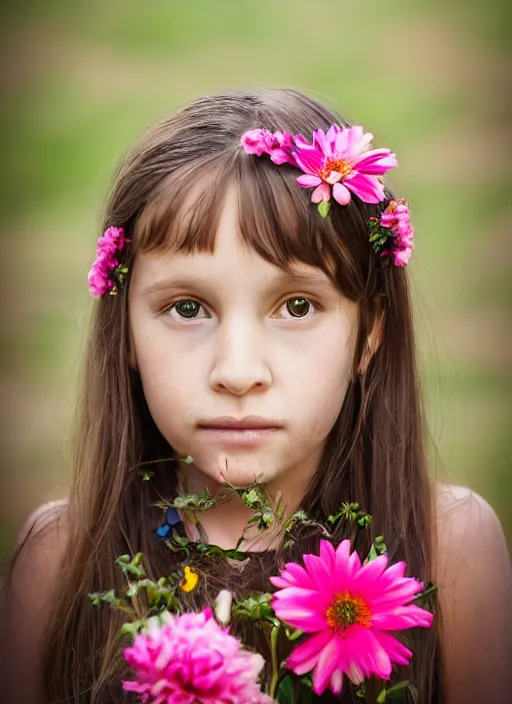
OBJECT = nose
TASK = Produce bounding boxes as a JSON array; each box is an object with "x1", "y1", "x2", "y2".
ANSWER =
[{"x1": 209, "y1": 318, "x2": 272, "y2": 396}]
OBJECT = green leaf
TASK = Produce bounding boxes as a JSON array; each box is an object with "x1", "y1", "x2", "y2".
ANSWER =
[
  {"x1": 284, "y1": 627, "x2": 303, "y2": 642},
  {"x1": 119, "y1": 620, "x2": 144, "y2": 640},
  {"x1": 356, "y1": 683, "x2": 367, "y2": 698},
  {"x1": 377, "y1": 688, "x2": 387, "y2": 703},
  {"x1": 171, "y1": 489, "x2": 217, "y2": 511},
  {"x1": 300, "y1": 674, "x2": 313, "y2": 690},
  {"x1": 275, "y1": 674, "x2": 295, "y2": 704},
  {"x1": 232, "y1": 592, "x2": 273, "y2": 620},
  {"x1": 365, "y1": 535, "x2": 387, "y2": 563},
  {"x1": 195, "y1": 542, "x2": 247, "y2": 561},
  {"x1": 138, "y1": 469, "x2": 154, "y2": 482},
  {"x1": 386, "y1": 680, "x2": 410, "y2": 700},
  {"x1": 115, "y1": 553, "x2": 146, "y2": 578},
  {"x1": 317, "y1": 200, "x2": 331, "y2": 218}
]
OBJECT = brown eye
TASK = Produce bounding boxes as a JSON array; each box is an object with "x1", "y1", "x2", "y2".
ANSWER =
[
  {"x1": 173, "y1": 300, "x2": 201, "y2": 319},
  {"x1": 286, "y1": 297, "x2": 311, "y2": 318}
]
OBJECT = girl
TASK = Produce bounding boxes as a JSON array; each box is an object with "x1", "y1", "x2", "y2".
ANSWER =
[{"x1": 2, "y1": 88, "x2": 511, "y2": 704}]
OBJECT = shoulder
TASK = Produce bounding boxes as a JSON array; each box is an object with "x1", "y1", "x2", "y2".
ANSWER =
[
  {"x1": 0, "y1": 500, "x2": 70, "y2": 702},
  {"x1": 11, "y1": 499, "x2": 69, "y2": 578},
  {"x1": 14, "y1": 498, "x2": 69, "y2": 547},
  {"x1": 434, "y1": 483, "x2": 509, "y2": 583},
  {"x1": 6, "y1": 498, "x2": 70, "y2": 619},
  {"x1": 433, "y1": 483, "x2": 512, "y2": 703}
]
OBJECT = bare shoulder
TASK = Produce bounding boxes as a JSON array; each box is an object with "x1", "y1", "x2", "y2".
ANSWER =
[
  {"x1": 12, "y1": 499, "x2": 69, "y2": 574},
  {"x1": 434, "y1": 483, "x2": 509, "y2": 582},
  {"x1": 433, "y1": 483, "x2": 512, "y2": 703},
  {"x1": 0, "y1": 500, "x2": 70, "y2": 702}
]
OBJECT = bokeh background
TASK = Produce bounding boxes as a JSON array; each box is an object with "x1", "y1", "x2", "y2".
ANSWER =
[{"x1": 1, "y1": 0, "x2": 510, "y2": 568}]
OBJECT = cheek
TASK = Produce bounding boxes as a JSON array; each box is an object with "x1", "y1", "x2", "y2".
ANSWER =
[
  {"x1": 288, "y1": 323, "x2": 356, "y2": 433},
  {"x1": 135, "y1": 341, "x2": 202, "y2": 434}
]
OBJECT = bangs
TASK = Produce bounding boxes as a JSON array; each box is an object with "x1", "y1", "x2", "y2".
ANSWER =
[{"x1": 134, "y1": 151, "x2": 377, "y2": 300}]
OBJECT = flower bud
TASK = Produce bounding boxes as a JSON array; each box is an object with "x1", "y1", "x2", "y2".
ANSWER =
[{"x1": 214, "y1": 589, "x2": 233, "y2": 626}]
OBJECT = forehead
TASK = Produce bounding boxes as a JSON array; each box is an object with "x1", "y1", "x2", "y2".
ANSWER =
[
  {"x1": 131, "y1": 186, "x2": 336, "y2": 293},
  {"x1": 131, "y1": 152, "x2": 368, "y2": 301}
]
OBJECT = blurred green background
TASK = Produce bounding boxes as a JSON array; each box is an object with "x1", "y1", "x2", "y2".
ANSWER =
[{"x1": 1, "y1": 0, "x2": 510, "y2": 566}]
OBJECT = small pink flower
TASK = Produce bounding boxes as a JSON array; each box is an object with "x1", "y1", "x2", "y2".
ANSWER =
[
  {"x1": 378, "y1": 199, "x2": 415, "y2": 267},
  {"x1": 293, "y1": 125, "x2": 397, "y2": 205},
  {"x1": 241, "y1": 129, "x2": 276, "y2": 157},
  {"x1": 88, "y1": 226, "x2": 128, "y2": 296},
  {"x1": 122, "y1": 608, "x2": 273, "y2": 704},
  {"x1": 241, "y1": 129, "x2": 295, "y2": 165},
  {"x1": 270, "y1": 540, "x2": 433, "y2": 696}
]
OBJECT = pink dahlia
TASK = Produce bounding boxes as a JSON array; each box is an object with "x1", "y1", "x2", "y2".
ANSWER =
[
  {"x1": 270, "y1": 540, "x2": 433, "y2": 696},
  {"x1": 122, "y1": 608, "x2": 273, "y2": 704},
  {"x1": 88, "y1": 226, "x2": 128, "y2": 296},
  {"x1": 379, "y1": 199, "x2": 415, "y2": 267},
  {"x1": 293, "y1": 125, "x2": 397, "y2": 205}
]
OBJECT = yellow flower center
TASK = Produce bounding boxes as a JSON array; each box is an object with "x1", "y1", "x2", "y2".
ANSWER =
[
  {"x1": 320, "y1": 157, "x2": 354, "y2": 181},
  {"x1": 180, "y1": 565, "x2": 199, "y2": 592},
  {"x1": 325, "y1": 593, "x2": 371, "y2": 634}
]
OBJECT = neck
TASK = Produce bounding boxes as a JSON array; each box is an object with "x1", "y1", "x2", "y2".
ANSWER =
[{"x1": 176, "y1": 467, "x2": 310, "y2": 551}]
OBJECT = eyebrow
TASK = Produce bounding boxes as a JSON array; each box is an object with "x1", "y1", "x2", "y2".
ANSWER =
[{"x1": 142, "y1": 271, "x2": 336, "y2": 296}]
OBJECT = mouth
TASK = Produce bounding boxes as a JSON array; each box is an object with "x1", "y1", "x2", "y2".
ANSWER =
[
  {"x1": 197, "y1": 415, "x2": 283, "y2": 431},
  {"x1": 197, "y1": 416, "x2": 283, "y2": 447}
]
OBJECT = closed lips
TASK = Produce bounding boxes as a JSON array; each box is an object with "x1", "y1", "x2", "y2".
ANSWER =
[{"x1": 198, "y1": 416, "x2": 282, "y2": 430}]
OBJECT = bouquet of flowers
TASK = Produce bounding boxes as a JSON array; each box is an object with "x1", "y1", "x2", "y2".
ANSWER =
[{"x1": 90, "y1": 478, "x2": 435, "y2": 703}]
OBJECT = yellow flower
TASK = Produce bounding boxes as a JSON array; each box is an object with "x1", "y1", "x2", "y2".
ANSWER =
[{"x1": 180, "y1": 565, "x2": 199, "y2": 592}]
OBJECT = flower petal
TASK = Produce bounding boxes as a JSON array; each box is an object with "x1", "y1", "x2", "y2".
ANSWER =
[
  {"x1": 312, "y1": 636, "x2": 340, "y2": 695},
  {"x1": 371, "y1": 603, "x2": 434, "y2": 630},
  {"x1": 311, "y1": 183, "x2": 331, "y2": 203},
  {"x1": 332, "y1": 182, "x2": 351, "y2": 205},
  {"x1": 294, "y1": 148, "x2": 325, "y2": 175},
  {"x1": 373, "y1": 630, "x2": 413, "y2": 666},
  {"x1": 296, "y1": 174, "x2": 322, "y2": 188},
  {"x1": 286, "y1": 630, "x2": 333, "y2": 674},
  {"x1": 355, "y1": 149, "x2": 398, "y2": 174},
  {"x1": 344, "y1": 172, "x2": 385, "y2": 203}
]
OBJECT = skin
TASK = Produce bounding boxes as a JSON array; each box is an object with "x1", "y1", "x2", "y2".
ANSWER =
[{"x1": 128, "y1": 186, "x2": 359, "y2": 547}]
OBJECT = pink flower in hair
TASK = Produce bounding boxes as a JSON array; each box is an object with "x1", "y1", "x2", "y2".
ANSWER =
[
  {"x1": 241, "y1": 129, "x2": 295, "y2": 165},
  {"x1": 122, "y1": 607, "x2": 273, "y2": 704},
  {"x1": 270, "y1": 539, "x2": 433, "y2": 696},
  {"x1": 292, "y1": 125, "x2": 397, "y2": 208},
  {"x1": 378, "y1": 199, "x2": 415, "y2": 267},
  {"x1": 88, "y1": 226, "x2": 129, "y2": 296}
]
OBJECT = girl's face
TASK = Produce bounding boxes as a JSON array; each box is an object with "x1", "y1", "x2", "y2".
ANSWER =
[{"x1": 129, "y1": 187, "x2": 358, "y2": 501}]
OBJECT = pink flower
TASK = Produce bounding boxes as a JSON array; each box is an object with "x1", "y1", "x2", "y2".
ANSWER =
[
  {"x1": 122, "y1": 608, "x2": 273, "y2": 704},
  {"x1": 378, "y1": 199, "x2": 415, "y2": 267},
  {"x1": 293, "y1": 125, "x2": 397, "y2": 205},
  {"x1": 241, "y1": 129, "x2": 295, "y2": 165},
  {"x1": 241, "y1": 129, "x2": 276, "y2": 157},
  {"x1": 88, "y1": 226, "x2": 128, "y2": 296},
  {"x1": 270, "y1": 540, "x2": 433, "y2": 696}
]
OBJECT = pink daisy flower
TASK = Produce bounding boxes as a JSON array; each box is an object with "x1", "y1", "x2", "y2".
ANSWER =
[
  {"x1": 270, "y1": 540, "x2": 433, "y2": 696},
  {"x1": 122, "y1": 608, "x2": 273, "y2": 704},
  {"x1": 293, "y1": 124, "x2": 397, "y2": 205}
]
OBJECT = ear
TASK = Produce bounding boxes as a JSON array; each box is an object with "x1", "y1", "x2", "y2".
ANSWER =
[{"x1": 357, "y1": 307, "x2": 385, "y2": 375}]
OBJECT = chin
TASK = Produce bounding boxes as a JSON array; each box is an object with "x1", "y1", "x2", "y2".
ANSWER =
[{"x1": 189, "y1": 451, "x2": 276, "y2": 488}]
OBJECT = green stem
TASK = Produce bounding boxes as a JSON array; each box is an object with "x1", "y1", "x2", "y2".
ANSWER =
[{"x1": 269, "y1": 622, "x2": 281, "y2": 698}]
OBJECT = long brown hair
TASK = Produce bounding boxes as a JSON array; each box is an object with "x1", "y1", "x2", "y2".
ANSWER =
[{"x1": 42, "y1": 89, "x2": 441, "y2": 702}]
